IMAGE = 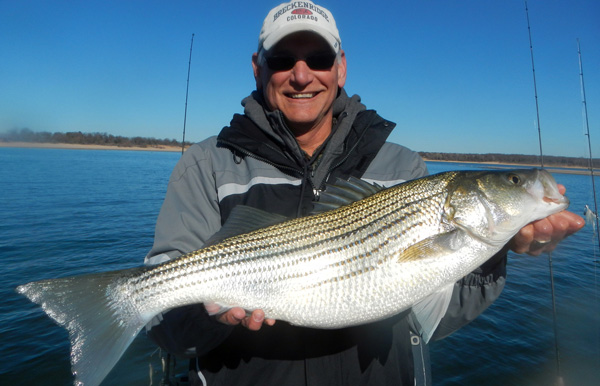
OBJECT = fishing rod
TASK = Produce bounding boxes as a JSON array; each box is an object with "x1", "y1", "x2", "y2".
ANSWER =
[
  {"x1": 157, "y1": 33, "x2": 197, "y2": 386},
  {"x1": 182, "y1": 33, "x2": 195, "y2": 155},
  {"x1": 524, "y1": 1, "x2": 544, "y2": 168},
  {"x1": 577, "y1": 39, "x2": 600, "y2": 247},
  {"x1": 523, "y1": 2, "x2": 563, "y2": 385},
  {"x1": 577, "y1": 38, "x2": 600, "y2": 373}
]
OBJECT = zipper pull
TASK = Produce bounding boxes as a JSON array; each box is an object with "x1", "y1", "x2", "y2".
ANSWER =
[{"x1": 313, "y1": 188, "x2": 321, "y2": 201}]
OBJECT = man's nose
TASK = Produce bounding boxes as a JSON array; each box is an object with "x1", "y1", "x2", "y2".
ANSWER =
[{"x1": 290, "y1": 60, "x2": 314, "y2": 86}]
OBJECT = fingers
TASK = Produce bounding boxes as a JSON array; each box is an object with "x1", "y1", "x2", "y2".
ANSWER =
[
  {"x1": 241, "y1": 309, "x2": 266, "y2": 331},
  {"x1": 510, "y1": 210, "x2": 585, "y2": 256},
  {"x1": 203, "y1": 302, "x2": 223, "y2": 315},
  {"x1": 556, "y1": 210, "x2": 585, "y2": 234},
  {"x1": 216, "y1": 307, "x2": 276, "y2": 330},
  {"x1": 510, "y1": 223, "x2": 535, "y2": 254},
  {"x1": 216, "y1": 307, "x2": 245, "y2": 325}
]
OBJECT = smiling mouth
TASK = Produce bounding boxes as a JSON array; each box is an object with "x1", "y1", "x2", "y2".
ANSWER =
[{"x1": 288, "y1": 92, "x2": 317, "y2": 99}]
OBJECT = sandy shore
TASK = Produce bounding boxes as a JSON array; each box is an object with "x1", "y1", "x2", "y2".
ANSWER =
[{"x1": 0, "y1": 141, "x2": 186, "y2": 152}]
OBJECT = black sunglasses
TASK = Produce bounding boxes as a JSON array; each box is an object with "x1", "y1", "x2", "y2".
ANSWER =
[{"x1": 265, "y1": 53, "x2": 337, "y2": 72}]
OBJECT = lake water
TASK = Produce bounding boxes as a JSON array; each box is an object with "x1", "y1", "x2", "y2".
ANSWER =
[{"x1": 1, "y1": 148, "x2": 598, "y2": 385}]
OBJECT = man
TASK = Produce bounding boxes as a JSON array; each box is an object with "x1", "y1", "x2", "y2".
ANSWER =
[{"x1": 146, "y1": 1, "x2": 584, "y2": 385}]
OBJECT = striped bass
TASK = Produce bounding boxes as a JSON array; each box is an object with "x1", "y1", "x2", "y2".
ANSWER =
[{"x1": 17, "y1": 169, "x2": 568, "y2": 386}]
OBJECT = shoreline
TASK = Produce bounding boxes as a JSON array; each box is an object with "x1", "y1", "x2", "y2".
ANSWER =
[
  {"x1": 422, "y1": 158, "x2": 594, "y2": 175},
  {"x1": 0, "y1": 141, "x2": 185, "y2": 152},
  {"x1": 1, "y1": 141, "x2": 594, "y2": 175}
]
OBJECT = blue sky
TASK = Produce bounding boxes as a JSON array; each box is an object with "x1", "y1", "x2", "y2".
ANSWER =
[{"x1": 1, "y1": 0, "x2": 598, "y2": 158}]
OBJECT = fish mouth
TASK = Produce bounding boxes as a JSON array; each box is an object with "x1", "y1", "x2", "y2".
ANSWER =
[
  {"x1": 532, "y1": 169, "x2": 569, "y2": 209},
  {"x1": 543, "y1": 196, "x2": 569, "y2": 205}
]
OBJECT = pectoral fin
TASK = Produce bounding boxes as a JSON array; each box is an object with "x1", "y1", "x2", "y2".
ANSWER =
[{"x1": 399, "y1": 229, "x2": 461, "y2": 263}]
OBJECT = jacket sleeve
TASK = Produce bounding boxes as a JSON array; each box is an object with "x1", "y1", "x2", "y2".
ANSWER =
[{"x1": 144, "y1": 140, "x2": 233, "y2": 357}]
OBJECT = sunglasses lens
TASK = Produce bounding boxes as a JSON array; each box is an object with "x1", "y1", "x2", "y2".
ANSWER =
[
  {"x1": 266, "y1": 56, "x2": 296, "y2": 71},
  {"x1": 306, "y1": 54, "x2": 336, "y2": 70},
  {"x1": 265, "y1": 53, "x2": 337, "y2": 72}
]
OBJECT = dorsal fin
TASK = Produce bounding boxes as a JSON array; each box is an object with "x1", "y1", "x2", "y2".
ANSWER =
[
  {"x1": 312, "y1": 177, "x2": 384, "y2": 214},
  {"x1": 205, "y1": 205, "x2": 289, "y2": 246}
]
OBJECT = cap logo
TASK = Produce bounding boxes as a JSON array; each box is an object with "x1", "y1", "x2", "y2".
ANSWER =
[
  {"x1": 272, "y1": 2, "x2": 330, "y2": 23},
  {"x1": 292, "y1": 8, "x2": 312, "y2": 15}
]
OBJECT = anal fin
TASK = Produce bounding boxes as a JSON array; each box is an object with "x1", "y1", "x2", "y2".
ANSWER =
[{"x1": 411, "y1": 284, "x2": 454, "y2": 343}]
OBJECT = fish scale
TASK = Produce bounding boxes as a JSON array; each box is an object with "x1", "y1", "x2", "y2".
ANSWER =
[{"x1": 17, "y1": 169, "x2": 569, "y2": 386}]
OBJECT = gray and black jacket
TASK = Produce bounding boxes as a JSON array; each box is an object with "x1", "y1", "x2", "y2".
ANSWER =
[{"x1": 145, "y1": 90, "x2": 507, "y2": 386}]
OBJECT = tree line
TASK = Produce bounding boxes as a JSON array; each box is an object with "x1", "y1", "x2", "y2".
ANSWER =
[
  {"x1": 420, "y1": 151, "x2": 599, "y2": 169},
  {"x1": 0, "y1": 128, "x2": 190, "y2": 148}
]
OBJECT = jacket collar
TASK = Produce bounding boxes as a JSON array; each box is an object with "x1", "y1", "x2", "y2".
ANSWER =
[
  {"x1": 240, "y1": 89, "x2": 367, "y2": 165},
  {"x1": 219, "y1": 89, "x2": 394, "y2": 188}
]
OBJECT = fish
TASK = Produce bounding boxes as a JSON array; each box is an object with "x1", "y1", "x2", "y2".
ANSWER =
[{"x1": 16, "y1": 169, "x2": 568, "y2": 386}]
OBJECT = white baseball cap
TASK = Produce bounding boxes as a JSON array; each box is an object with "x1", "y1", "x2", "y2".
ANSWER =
[{"x1": 258, "y1": 1, "x2": 341, "y2": 54}]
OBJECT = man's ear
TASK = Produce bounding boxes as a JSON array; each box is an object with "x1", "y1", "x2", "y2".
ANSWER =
[
  {"x1": 252, "y1": 53, "x2": 263, "y2": 90},
  {"x1": 337, "y1": 49, "x2": 347, "y2": 89}
]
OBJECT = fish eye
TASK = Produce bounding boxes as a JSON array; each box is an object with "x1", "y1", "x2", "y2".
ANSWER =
[{"x1": 507, "y1": 173, "x2": 521, "y2": 185}]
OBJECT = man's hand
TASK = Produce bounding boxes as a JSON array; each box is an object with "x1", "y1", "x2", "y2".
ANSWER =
[
  {"x1": 509, "y1": 184, "x2": 584, "y2": 256},
  {"x1": 213, "y1": 307, "x2": 276, "y2": 330}
]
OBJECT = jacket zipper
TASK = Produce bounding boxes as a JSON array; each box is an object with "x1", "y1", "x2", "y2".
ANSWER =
[
  {"x1": 317, "y1": 112, "x2": 379, "y2": 192},
  {"x1": 218, "y1": 139, "x2": 318, "y2": 216},
  {"x1": 218, "y1": 139, "x2": 304, "y2": 178}
]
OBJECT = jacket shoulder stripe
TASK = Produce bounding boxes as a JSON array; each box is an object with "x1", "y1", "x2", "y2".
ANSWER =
[
  {"x1": 361, "y1": 178, "x2": 407, "y2": 188},
  {"x1": 217, "y1": 176, "x2": 302, "y2": 202}
]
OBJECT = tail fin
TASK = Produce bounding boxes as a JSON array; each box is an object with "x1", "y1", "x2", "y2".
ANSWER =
[{"x1": 16, "y1": 267, "x2": 150, "y2": 386}]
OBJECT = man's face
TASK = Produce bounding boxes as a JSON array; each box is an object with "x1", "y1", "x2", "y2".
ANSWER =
[{"x1": 252, "y1": 32, "x2": 347, "y2": 136}]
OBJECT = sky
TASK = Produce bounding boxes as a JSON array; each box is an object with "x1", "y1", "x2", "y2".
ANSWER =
[{"x1": 1, "y1": 0, "x2": 599, "y2": 158}]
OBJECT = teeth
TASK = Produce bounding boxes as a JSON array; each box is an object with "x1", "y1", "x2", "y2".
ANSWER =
[{"x1": 290, "y1": 93, "x2": 316, "y2": 99}]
